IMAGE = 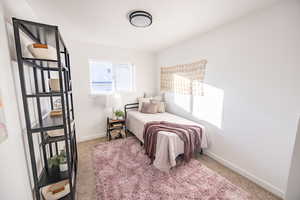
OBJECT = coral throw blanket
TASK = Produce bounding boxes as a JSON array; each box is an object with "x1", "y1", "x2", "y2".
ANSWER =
[{"x1": 143, "y1": 121, "x2": 203, "y2": 164}]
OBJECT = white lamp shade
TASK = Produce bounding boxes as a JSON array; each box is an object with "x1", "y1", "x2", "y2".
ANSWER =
[{"x1": 106, "y1": 93, "x2": 122, "y2": 109}]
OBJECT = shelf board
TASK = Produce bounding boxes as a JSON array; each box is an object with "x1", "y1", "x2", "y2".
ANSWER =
[
  {"x1": 108, "y1": 126, "x2": 124, "y2": 131},
  {"x1": 26, "y1": 92, "x2": 62, "y2": 98},
  {"x1": 42, "y1": 129, "x2": 75, "y2": 144},
  {"x1": 44, "y1": 135, "x2": 66, "y2": 144},
  {"x1": 32, "y1": 115, "x2": 64, "y2": 133},
  {"x1": 59, "y1": 193, "x2": 72, "y2": 200},
  {"x1": 38, "y1": 168, "x2": 69, "y2": 188},
  {"x1": 26, "y1": 90, "x2": 72, "y2": 98},
  {"x1": 38, "y1": 156, "x2": 76, "y2": 188},
  {"x1": 23, "y1": 59, "x2": 69, "y2": 71},
  {"x1": 23, "y1": 57, "x2": 58, "y2": 62}
]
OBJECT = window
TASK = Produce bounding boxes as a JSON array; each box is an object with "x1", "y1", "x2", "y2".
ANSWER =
[{"x1": 89, "y1": 60, "x2": 134, "y2": 94}]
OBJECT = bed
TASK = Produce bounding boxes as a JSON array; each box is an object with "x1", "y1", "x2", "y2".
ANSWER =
[{"x1": 125, "y1": 103, "x2": 208, "y2": 171}]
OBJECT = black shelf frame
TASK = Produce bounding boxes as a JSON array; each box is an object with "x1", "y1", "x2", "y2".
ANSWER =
[{"x1": 13, "y1": 18, "x2": 78, "y2": 200}]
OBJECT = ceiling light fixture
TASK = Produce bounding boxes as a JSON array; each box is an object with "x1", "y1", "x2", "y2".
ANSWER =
[{"x1": 129, "y1": 10, "x2": 152, "y2": 28}]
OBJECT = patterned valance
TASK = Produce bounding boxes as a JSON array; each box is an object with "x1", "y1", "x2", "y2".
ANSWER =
[{"x1": 160, "y1": 60, "x2": 207, "y2": 96}]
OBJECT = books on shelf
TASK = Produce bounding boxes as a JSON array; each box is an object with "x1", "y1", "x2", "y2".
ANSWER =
[{"x1": 50, "y1": 109, "x2": 62, "y2": 117}]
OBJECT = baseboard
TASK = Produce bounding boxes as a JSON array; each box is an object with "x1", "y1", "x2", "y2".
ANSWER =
[
  {"x1": 77, "y1": 132, "x2": 106, "y2": 143},
  {"x1": 204, "y1": 150, "x2": 284, "y2": 198}
]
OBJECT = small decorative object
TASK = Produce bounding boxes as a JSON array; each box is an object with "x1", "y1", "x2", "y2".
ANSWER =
[
  {"x1": 49, "y1": 79, "x2": 60, "y2": 92},
  {"x1": 48, "y1": 150, "x2": 68, "y2": 172},
  {"x1": 27, "y1": 43, "x2": 57, "y2": 60},
  {"x1": 53, "y1": 99, "x2": 62, "y2": 110},
  {"x1": 0, "y1": 89, "x2": 7, "y2": 144},
  {"x1": 41, "y1": 180, "x2": 70, "y2": 200},
  {"x1": 114, "y1": 110, "x2": 124, "y2": 120},
  {"x1": 129, "y1": 10, "x2": 152, "y2": 28}
]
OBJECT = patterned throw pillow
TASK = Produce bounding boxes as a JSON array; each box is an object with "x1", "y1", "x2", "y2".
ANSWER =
[{"x1": 141, "y1": 102, "x2": 158, "y2": 114}]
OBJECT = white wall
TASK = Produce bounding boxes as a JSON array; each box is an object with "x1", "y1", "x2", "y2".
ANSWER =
[
  {"x1": 68, "y1": 41, "x2": 157, "y2": 142},
  {"x1": 157, "y1": 0, "x2": 300, "y2": 197},
  {"x1": 285, "y1": 117, "x2": 300, "y2": 200},
  {"x1": 0, "y1": 2, "x2": 33, "y2": 200}
]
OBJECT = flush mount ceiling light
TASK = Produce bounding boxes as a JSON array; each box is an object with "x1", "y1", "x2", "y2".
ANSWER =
[{"x1": 129, "y1": 10, "x2": 152, "y2": 28}]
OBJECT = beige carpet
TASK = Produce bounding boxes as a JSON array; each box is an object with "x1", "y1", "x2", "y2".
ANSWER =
[{"x1": 76, "y1": 136, "x2": 282, "y2": 200}]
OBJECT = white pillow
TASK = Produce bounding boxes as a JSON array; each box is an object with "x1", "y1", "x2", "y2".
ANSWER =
[
  {"x1": 152, "y1": 95, "x2": 163, "y2": 101},
  {"x1": 27, "y1": 44, "x2": 57, "y2": 60},
  {"x1": 138, "y1": 97, "x2": 151, "y2": 111}
]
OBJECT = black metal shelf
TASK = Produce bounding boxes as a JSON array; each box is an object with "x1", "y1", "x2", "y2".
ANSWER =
[{"x1": 13, "y1": 17, "x2": 77, "y2": 200}]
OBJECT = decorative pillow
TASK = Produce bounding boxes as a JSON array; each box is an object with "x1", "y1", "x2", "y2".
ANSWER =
[
  {"x1": 152, "y1": 95, "x2": 163, "y2": 101},
  {"x1": 138, "y1": 97, "x2": 151, "y2": 111},
  {"x1": 27, "y1": 43, "x2": 57, "y2": 60},
  {"x1": 141, "y1": 102, "x2": 158, "y2": 114},
  {"x1": 150, "y1": 100, "x2": 166, "y2": 113},
  {"x1": 41, "y1": 180, "x2": 70, "y2": 200}
]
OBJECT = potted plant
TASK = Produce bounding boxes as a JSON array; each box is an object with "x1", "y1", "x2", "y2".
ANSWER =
[
  {"x1": 114, "y1": 110, "x2": 124, "y2": 120},
  {"x1": 48, "y1": 150, "x2": 68, "y2": 173},
  {"x1": 58, "y1": 150, "x2": 68, "y2": 172},
  {"x1": 48, "y1": 155, "x2": 60, "y2": 175}
]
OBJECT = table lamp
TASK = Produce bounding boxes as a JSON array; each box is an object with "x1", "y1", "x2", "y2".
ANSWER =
[{"x1": 106, "y1": 93, "x2": 122, "y2": 119}]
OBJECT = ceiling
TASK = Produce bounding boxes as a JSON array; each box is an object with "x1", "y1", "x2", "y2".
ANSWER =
[{"x1": 26, "y1": 0, "x2": 281, "y2": 52}]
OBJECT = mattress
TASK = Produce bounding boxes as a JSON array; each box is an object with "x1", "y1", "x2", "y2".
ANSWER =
[{"x1": 126, "y1": 110, "x2": 208, "y2": 171}]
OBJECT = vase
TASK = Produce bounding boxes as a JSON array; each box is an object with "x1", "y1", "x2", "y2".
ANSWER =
[{"x1": 59, "y1": 163, "x2": 68, "y2": 172}]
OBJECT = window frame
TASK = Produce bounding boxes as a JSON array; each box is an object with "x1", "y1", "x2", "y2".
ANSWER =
[{"x1": 89, "y1": 60, "x2": 135, "y2": 95}]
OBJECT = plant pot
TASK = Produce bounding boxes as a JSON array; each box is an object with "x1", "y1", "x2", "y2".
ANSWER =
[
  {"x1": 117, "y1": 116, "x2": 123, "y2": 120},
  {"x1": 59, "y1": 163, "x2": 68, "y2": 172},
  {"x1": 49, "y1": 166, "x2": 60, "y2": 176}
]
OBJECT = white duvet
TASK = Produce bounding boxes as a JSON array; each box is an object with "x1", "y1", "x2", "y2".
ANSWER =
[{"x1": 126, "y1": 110, "x2": 208, "y2": 171}]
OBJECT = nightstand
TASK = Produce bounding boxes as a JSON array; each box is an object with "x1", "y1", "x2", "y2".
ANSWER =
[{"x1": 106, "y1": 118, "x2": 126, "y2": 140}]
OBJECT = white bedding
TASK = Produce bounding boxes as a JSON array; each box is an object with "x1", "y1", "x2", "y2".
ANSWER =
[{"x1": 126, "y1": 110, "x2": 208, "y2": 171}]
